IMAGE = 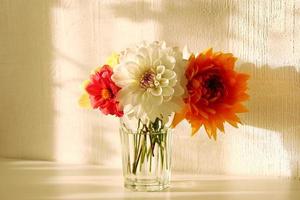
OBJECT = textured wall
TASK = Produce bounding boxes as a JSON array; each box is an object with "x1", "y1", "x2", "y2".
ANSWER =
[{"x1": 0, "y1": 0, "x2": 299, "y2": 177}]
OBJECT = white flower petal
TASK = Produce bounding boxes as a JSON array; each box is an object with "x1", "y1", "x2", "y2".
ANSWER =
[
  {"x1": 151, "y1": 47, "x2": 160, "y2": 64},
  {"x1": 138, "y1": 47, "x2": 150, "y2": 59},
  {"x1": 136, "y1": 54, "x2": 151, "y2": 69},
  {"x1": 153, "y1": 58, "x2": 161, "y2": 67},
  {"x1": 135, "y1": 105, "x2": 144, "y2": 119},
  {"x1": 142, "y1": 100, "x2": 153, "y2": 113},
  {"x1": 163, "y1": 69, "x2": 176, "y2": 79},
  {"x1": 161, "y1": 54, "x2": 176, "y2": 69},
  {"x1": 113, "y1": 63, "x2": 135, "y2": 79},
  {"x1": 112, "y1": 41, "x2": 186, "y2": 120},
  {"x1": 125, "y1": 61, "x2": 141, "y2": 76},
  {"x1": 162, "y1": 87, "x2": 174, "y2": 96},
  {"x1": 111, "y1": 72, "x2": 136, "y2": 87},
  {"x1": 170, "y1": 97, "x2": 184, "y2": 110},
  {"x1": 159, "y1": 78, "x2": 169, "y2": 87},
  {"x1": 141, "y1": 91, "x2": 150, "y2": 102},
  {"x1": 168, "y1": 78, "x2": 177, "y2": 87},
  {"x1": 173, "y1": 84, "x2": 185, "y2": 96},
  {"x1": 183, "y1": 45, "x2": 192, "y2": 60},
  {"x1": 117, "y1": 84, "x2": 139, "y2": 104},
  {"x1": 161, "y1": 41, "x2": 167, "y2": 49},
  {"x1": 163, "y1": 96, "x2": 172, "y2": 102},
  {"x1": 119, "y1": 49, "x2": 135, "y2": 62},
  {"x1": 111, "y1": 72, "x2": 137, "y2": 87},
  {"x1": 156, "y1": 74, "x2": 162, "y2": 80},
  {"x1": 156, "y1": 65, "x2": 165, "y2": 75},
  {"x1": 149, "y1": 86, "x2": 162, "y2": 96},
  {"x1": 148, "y1": 94, "x2": 163, "y2": 106},
  {"x1": 131, "y1": 89, "x2": 144, "y2": 105}
]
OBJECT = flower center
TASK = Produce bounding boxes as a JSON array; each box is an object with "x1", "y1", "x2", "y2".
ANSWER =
[
  {"x1": 140, "y1": 70, "x2": 156, "y2": 89},
  {"x1": 101, "y1": 88, "x2": 112, "y2": 100},
  {"x1": 203, "y1": 75, "x2": 225, "y2": 102}
]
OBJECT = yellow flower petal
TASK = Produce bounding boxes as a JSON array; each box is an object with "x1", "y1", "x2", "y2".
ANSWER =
[
  {"x1": 78, "y1": 93, "x2": 92, "y2": 109},
  {"x1": 81, "y1": 80, "x2": 90, "y2": 89},
  {"x1": 106, "y1": 52, "x2": 119, "y2": 68},
  {"x1": 79, "y1": 80, "x2": 92, "y2": 109}
]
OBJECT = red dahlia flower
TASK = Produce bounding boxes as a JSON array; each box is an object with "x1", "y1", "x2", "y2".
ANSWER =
[
  {"x1": 85, "y1": 65, "x2": 123, "y2": 117},
  {"x1": 172, "y1": 49, "x2": 249, "y2": 139}
]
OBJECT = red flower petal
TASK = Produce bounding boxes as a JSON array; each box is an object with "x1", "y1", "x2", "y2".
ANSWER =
[{"x1": 85, "y1": 65, "x2": 123, "y2": 117}]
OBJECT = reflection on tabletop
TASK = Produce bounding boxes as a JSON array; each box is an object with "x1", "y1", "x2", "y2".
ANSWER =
[{"x1": 0, "y1": 158, "x2": 299, "y2": 200}]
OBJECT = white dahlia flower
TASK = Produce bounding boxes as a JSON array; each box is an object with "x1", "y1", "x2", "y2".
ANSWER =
[{"x1": 111, "y1": 41, "x2": 186, "y2": 122}]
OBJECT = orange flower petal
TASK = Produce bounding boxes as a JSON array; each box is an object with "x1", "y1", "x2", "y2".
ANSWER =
[
  {"x1": 234, "y1": 103, "x2": 249, "y2": 113},
  {"x1": 216, "y1": 120, "x2": 225, "y2": 133},
  {"x1": 204, "y1": 123, "x2": 212, "y2": 139},
  {"x1": 171, "y1": 111, "x2": 186, "y2": 128},
  {"x1": 191, "y1": 120, "x2": 202, "y2": 136},
  {"x1": 173, "y1": 49, "x2": 249, "y2": 139}
]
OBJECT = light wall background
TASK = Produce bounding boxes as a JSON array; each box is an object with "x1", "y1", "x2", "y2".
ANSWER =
[{"x1": 0, "y1": 0, "x2": 299, "y2": 178}]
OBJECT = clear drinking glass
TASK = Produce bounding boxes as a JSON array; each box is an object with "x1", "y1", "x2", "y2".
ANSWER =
[{"x1": 119, "y1": 116, "x2": 172, "y2": 191}]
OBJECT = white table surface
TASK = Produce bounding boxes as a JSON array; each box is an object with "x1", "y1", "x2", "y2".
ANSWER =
[{"x1": 0, "y1": 158, "x2": 299, "y2": 200}]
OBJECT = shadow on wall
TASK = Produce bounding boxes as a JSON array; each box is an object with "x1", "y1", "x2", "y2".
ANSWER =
[
  {"x1": 238, "y1": 63, "x2": 300, "y2": 176},
  {"x1": 239, "y1": 64, "x2": 300, "y2": 135},
  {"x1": 0, "y1": 1, "x2": 54, "y2": 160},
  {"x1": 109, "y1": 0, "x2": 232, "y2": 49}
]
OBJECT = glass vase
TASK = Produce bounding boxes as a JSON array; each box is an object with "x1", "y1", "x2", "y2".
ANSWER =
[{"x1": 119, "y1": 116, "x2": 172, "y2": 191}]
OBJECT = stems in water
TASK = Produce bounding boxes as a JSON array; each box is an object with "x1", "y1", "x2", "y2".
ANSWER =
[{"x1": 131, "y1": 117, "x2": 168, "y2": 175}]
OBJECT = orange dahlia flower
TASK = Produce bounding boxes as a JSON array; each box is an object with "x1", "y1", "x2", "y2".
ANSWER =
[{"x1": 172, "y1": 49, "x2": 249, "y2": 139}]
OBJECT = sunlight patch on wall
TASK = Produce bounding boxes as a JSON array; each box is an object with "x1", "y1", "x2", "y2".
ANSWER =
[{"x1": 50, "y1": 1, "x2": 159, "y2": 164}]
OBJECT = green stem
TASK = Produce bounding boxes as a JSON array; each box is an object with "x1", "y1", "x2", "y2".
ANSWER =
[
  {"x1": 165, "y1": 133, "x2": 168, "y2": 170},
  {"x1": 132, "y1": 135, "x2": 143, "y2": 174},
  {"x1": 140, "y1": 133, "x2": 147, "y2": 172},
  {"x1": 131, "y1": 117, "x2": 168, "y2": 175}
]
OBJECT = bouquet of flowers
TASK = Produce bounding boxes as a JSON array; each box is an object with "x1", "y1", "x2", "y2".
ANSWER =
[{"x1": 79, "y1": 41, "x2": 249, "y2": 191}]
